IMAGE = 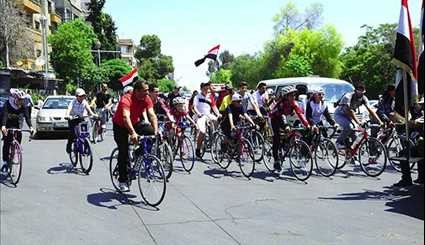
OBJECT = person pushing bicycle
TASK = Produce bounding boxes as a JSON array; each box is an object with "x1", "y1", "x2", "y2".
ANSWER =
[{"x1": 1, "y1": 89, "x2": 34, "y2": 171}]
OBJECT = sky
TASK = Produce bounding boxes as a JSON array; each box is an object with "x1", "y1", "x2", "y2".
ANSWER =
[{"x1": 103, "y1": 0, "x2": 423, "y2": 90}]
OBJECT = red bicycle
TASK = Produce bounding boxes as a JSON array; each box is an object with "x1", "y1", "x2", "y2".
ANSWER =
[{"x1": 337, "y1": 124, "x2": 387, "y2": 177}]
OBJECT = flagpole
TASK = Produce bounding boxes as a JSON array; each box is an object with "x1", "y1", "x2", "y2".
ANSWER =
[{"x1": 402, "y1": 70, "x2": 410, "y2": 163}]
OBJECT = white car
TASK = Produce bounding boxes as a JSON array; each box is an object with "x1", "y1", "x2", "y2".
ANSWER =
[{"x1": 36, "y1": 96, "x2": 74, "y2": 134}]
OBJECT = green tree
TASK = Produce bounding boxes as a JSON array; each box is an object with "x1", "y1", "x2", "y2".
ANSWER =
[
  {"x1": 135, "y1": 35, "x2": 161, "y2": 60},
  {"x1": 340, "y1": 24, "x2": 420, "y2": 98},
  {"x1": 219, "y1": 50, "x2": 235, "y2": 69},
  {"x1": 230, "y1": 54, "x2": 263, "y2": 88},
  {"x1": 49, "y1": 19, "x2": 97, "y2": 84},
  {"x1": 101, "y1": 59, "x2": 132, "y2": 90},
  {"x1": 273, "y1": 1, "x2": 323, "y2": 34},
  {"x1": 210, "y1": 69, "x2": 232, "y2": 85},
  {"x1": 80, "y1": 64, "x2": 107, "y2": 92},
  {"x1": 86, "y1": 0, "x2": 118, "y2": 59},
  {"x1": 157, "y1": 78, "x2": 176, "y2": 93}
]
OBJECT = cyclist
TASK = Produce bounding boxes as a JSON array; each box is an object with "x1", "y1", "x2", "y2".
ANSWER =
[
  {"x1": 149, "y1": 84, "x2": 173, "y2": 122},
  {"x1": 65, "y1": 88, "x2": 97, "y2": 154},
  {"x1": 239, "y1": 82, "x2": 263, "y2": 118},
  {"x1": 253, "y1": 82, "x2": 269, "y2": 116},
  {"x1": 170, "y1": 97, "x2": 197, "y2": 139},
  {"x1": 305, "y1": 88, "x2": 336, "y2": 130},
  {"x1": 112, "y1": 80, "x2": 158, "y2": 192},
  {"x1": 334, "y1": 82, "x2": 383, "y2": 150},
  {"x1": 167, "y1": 86, "x2": 182, "y2": 108},
  {"x1": 188, "y1": 90, "x2": 199, "y2": 117},
  {"x1": 123, "y1": 86, "x2": 133, "y2": 95},
  {"x1": 220, "y1": 93, "x2": 257, "y2": 146},
  {"x1": 270, "y1": 85, "x2": 311, "y2": 171},
  {"x1": 90, "y1": 83, "x2": 112, "y2": 130},
  {"x1": 193, "y1": 81, "x2": 221, "y2": 159},
  {"x1": 1, "y1": 89, "x2": 34, "y2": 170},
  {"x1": 218, "y1": 85, "x2": 234, "y2": 113}
]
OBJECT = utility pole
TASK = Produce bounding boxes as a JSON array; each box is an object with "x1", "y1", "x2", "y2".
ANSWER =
[{"x1": 41, "y1": 0, "x2": 49, "y2": 92}]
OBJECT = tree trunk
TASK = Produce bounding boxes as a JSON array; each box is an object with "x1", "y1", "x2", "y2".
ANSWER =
[{"x1": 5, "y1": 41, "x2": 10, "y2": 68}]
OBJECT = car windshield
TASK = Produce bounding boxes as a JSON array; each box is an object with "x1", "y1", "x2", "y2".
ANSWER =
[
  {"x1": 310, "y1": 83, "x2": 354, "y2": 102},
  {"x1": 42, "y1": 98, "x2": 73, "y2": 109}
]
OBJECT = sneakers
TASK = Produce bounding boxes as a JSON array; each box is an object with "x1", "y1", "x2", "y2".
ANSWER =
[
  {"x1": 119, "y1": 182, "x2": 130, "y2": 192},
  {"x1": 393, "y1": 179, "x2": 413, "y2": 187},
  {"x1": 274, "y1": 161, "x2": 282, "y2": 172}
]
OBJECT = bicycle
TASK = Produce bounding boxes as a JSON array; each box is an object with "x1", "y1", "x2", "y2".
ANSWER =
[
  {"x1": 171, "y1": 121, "x2": 196, "y2": 173},
  {"x1": 109, "y1": 135, "x2": 167, "y2": 207},
  {"x1": 212, "y1": 125, "x2": 256, "y2": 178},
  {"x1": 91, "y1": 109, "x2": 106, "y2": 143},
  {"x1": 309, "y1": 126, "x2": 339, "y2": 177},
  {"x1": 156, "y1": 120, "x2": 174, "y2": 180},
  {"x1": 263, "y1": 126, "x2": 314, "y2": 181},
  {"x1": 336, "y1": 124, "x2": 387, "y2": 177},
  {"x1": 1, "y1": 129, "x2": 32, "y2": 185},
  {"x1": 67, "y1": 116, "x2": 94, "y2": 175}
]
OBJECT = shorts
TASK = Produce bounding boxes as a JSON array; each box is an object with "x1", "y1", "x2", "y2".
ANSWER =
[{"x1": 195, "y1": 114, "x2": 218, "y2": 134}]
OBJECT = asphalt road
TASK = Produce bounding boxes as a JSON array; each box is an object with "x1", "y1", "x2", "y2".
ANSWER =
[{"x1": 0, "y1": 128, "x2": 423, "y2": 245}]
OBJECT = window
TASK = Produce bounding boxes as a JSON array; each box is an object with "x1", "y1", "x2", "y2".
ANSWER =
[
  {"x1": 34, "y1": 21, "x2": 41, "y2": 30},
  {"x1": 120, "y1": 46, "x2": 129, "y2": 54}
]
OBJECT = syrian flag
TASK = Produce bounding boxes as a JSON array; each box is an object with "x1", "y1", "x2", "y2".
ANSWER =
[
  {"x1": 119, "y1": 67, "x2": 138, "y2": 87},
  {"x1": 194, "y1": 44, "x2": 220, "y2": 67},
  {"x1": 418, "y1": 0, "x2": 424, "y2": 95},
  {"x1": 392, "y1": 0, "x2": 418, "y2": 114}
]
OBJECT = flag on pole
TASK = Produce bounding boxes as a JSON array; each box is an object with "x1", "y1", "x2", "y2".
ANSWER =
[
  {"x1": 119, "y1": 67, "x2": 138, "y2": 87},
  {"x1": 392, "y1": 0, "x2": 418, "y2": 114},
  {"x1": 194, "y1": 45, "x2": 220, "y2": 67},
  {"x1": 418, "y1": 0, "x2": 424, "y2": 95}
]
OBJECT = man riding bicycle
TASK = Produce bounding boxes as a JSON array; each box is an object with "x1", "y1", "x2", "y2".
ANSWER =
[
  {"x1": 193, "y1": 81, "x2": 221, "y2": 159},
  {"x1": 1, "y1": 89, "x2": 34, "y2": 171},
  {"x1": 112, "y1": 80, "x2": 158, "y2": 192},
  {"x1": 270, "y1": 85, "x2": 312, "y2": 171},
  {"x1": 305, "y1": 88, "x2": 336, "y2": 130},
  {"x1": 90, "y1": 83, "x2": 112, "y2": 130},
  {"x1": 239, "y1": 82, "x2": 263, "y2": 118},
  {"x1": 334, "y1": 82, "x2": 383, "y2": 150},
  {"x1": 65, "y1": 88, "x2": 97, "y2": 154}
]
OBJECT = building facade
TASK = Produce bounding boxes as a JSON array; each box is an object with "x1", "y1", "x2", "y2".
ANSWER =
[
  {"x1": 52, "y1": 0, "x2": 84, "y2": 22},
  {"x1": 118, "y1": 39, "x2": 137, "y2": 67}
]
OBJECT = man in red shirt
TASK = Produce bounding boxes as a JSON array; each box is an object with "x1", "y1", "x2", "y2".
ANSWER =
[{"x1": 112, "y1": 80, "x2": 158, "y2": 192}]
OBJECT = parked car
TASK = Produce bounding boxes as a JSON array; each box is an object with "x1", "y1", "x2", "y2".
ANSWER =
[{"x1": 36, "y1": 96, "x2": 74, "y2": 134}]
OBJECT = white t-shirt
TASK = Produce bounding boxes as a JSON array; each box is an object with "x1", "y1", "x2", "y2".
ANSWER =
[
  {"x1": 68, "y1": 98, "x2": 89, "y2": 117},
  {"x1": 253, "y1": 91, "x2": 268, "y2": 108},
  {"x1": 194, "y1": 93, "x2": 215, "y2": 115}
]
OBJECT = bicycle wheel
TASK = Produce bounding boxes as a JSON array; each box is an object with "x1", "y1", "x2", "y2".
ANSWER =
[
  {"x1": 262, "y1": 142, "x2": 274, "y2": 172},
  {"x1": 387, "y1": 137, "x2": 416, "y2": 172},
  {"x1": 178, "y1": 136, "x2": 195, "y2": 172},
  {"x1": 358, "y1": 137, "x2": 387, "y2": 177},
  {"x1": 238, "y1": 138, "x2": 255, "y2": 178},
  {"x1": 157, "y1": 141, "x2": 174, "y2": 180},
  {"x1": 289, "y1": 140, "x2": 313, "y2": 181},
  {"x1": 8, "y1": 142, "x2": 23, "y2": 185},
  {"x1": 109, "y1": 148, "x2": 120, "y2": 191},
  {"x1": 91, "y1": 122, "x2": 98, "y2": 144},
  {"x1": 69, "y1": 142, "x2": 78, "y2": 167},
  {"x1": 211, "y1": 133, "x2": 231, "y2": 169},
  {"x1": 314, "y1": 138, "x2": 338, "y2": 177},
  {"x1": 248, "y1": 130, "x2": 265, "y2": 162},
  {"x1": 79, "y1": 139, "x2": 93, "y2": 174},
  {"x1": 137, "y1": 154, "x2": 167, "y2": 207}
]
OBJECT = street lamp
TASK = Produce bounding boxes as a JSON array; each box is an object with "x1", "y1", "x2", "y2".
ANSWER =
[{"x1": 94, "y1": 40, "x2": 101, "y2": 66}]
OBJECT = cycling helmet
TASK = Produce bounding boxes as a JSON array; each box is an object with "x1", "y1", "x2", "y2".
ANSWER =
[
  {"x1": 281, "y1": 85, "x2": 298, "y2": 96},
  {"x1": 75, "y1": 88, "x2": 86, "y2": 96},
  {"x1": 232, "y1": 93, "x2": 242, "y2": 102},
  {"x1": 312, "y1": 88, "x2": 324, "y2": 95},
  {"x1": 10, "y1": 88, "x2": 26, "y2": 99},
  {"x1": 123, "y1": 86, "x2": 133, "y2": 94},
  {"x1": 173, "y1": 97, "x2": 186, "y2": 105}
]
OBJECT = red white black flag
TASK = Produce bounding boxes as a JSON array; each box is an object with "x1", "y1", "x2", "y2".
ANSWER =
[
  {"x1": 119, "y1": 67, "x2": 138, "y2": 87},
  {"x1": 194, "y1": 45, "x2": 220, "y2": 67},
  {"x1": 393, "y1": 0, "x2": 418, "y2": 114},
  {"x1": 418, "y1": 0, "x2": 424, "y2": 95}
]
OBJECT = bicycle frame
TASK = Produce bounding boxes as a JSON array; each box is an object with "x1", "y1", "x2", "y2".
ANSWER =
[{"x1": 345, "y1": 128, "x2": 368, "y2": 158}]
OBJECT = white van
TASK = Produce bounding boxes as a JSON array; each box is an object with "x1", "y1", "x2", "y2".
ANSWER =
[{"x1": 258, "y1": 77, "x2": 355, "y2": 114}]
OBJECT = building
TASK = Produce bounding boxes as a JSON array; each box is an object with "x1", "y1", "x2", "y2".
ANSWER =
[
  {"x1": 118, "y1": 39, "x2": 137, "y2": 67},
  {"x1": 14, "y1": 0, "x2": 62, "y2": 71},
  {"x1": 53, "y1": 0, "x2": 84, "y2": 22}
]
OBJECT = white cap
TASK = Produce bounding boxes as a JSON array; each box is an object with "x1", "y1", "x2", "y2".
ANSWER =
[
  {"x1": 232, "y1": 93, "x2": 242, "y2": 102},
  {"x1": 123, "y1": 86, "x2": 133, "y2": 94},
  {"x1": 75, "y1": 88, "x2": 86, "y2": 96}
]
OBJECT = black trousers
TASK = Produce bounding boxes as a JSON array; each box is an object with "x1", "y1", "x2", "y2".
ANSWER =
[
  {"x1": 400, "y1": 137, "x2": 424, "y2": 182},
  {"x1": 271, "y1": 117, "x2": 284, "y2": 162},
  {"x1": 2, "y1": 130, "x2": 22, "y2": 162},
  {"x1": 66, "y1": 118, "x2": 84, "y2": 153},
  {"x1": 113, "y1": 123, "x2": 155, "y2": 183}
]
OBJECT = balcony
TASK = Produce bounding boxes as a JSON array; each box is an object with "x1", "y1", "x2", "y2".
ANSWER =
[
  {"x1": 50, "y1": 13, "x2": 61, "y2": 24},
  {"x1": 16, "y1": 0, "x2": 41, "y2": 13}
]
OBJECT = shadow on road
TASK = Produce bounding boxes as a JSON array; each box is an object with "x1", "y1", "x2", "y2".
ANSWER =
[
  {"x1": 46, "y1": 162, "x2": 86, "y2": 175},
  {"x1": 33, "y1": 133, "x2": 69, "y2": 140},
  {"x1": 318, "y1": 185, "x2": 424, "y2": 220},
  {"x1": 87, "y1": 188, "x2": 159, "y2": 211}
]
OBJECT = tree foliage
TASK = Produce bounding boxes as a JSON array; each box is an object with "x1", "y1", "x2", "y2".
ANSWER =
[
  {"x1": 340, "y1": 24, "x2": 420, "y2": 98},
  {"x1": 157, "y1": 78, "x2": 176, "y2": 93},
  {"x1": 273, "y1": 1, "x2": 323, "y2": 34},
  {"x1": 210, "y1": 69, "x2": 232, "y2": 85},
  {"x1": 86, "y1": 0, "x2": 118, "y2": 59},
  {"x1": 101, "y1": 58, "x2": 132, "y2": 90},
  {"x1": 230, "y1": 54, "x2": 263, "y2": 88},
  {"x1": 135, "y1": 35, "x2": 161, "y2": 60},
  {"x1": 49, "y1": 19, "x2": 97, "y2": 84},
  {"x1": 219, "y1": 50, "x2": 235, "y2": 69}
]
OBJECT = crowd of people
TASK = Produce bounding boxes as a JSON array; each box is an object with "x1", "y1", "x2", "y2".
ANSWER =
[{"x1": 1, "y1": 79, "x2": 423, "y2": 192}]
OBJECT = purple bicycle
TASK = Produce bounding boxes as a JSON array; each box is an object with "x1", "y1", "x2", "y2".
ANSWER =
[
  {"x1": 1, "y1": 129, "x2": 32, "y2": 185},
  {"x1": 67, "y1": 116, "x2": 95, "y2": 174}
]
